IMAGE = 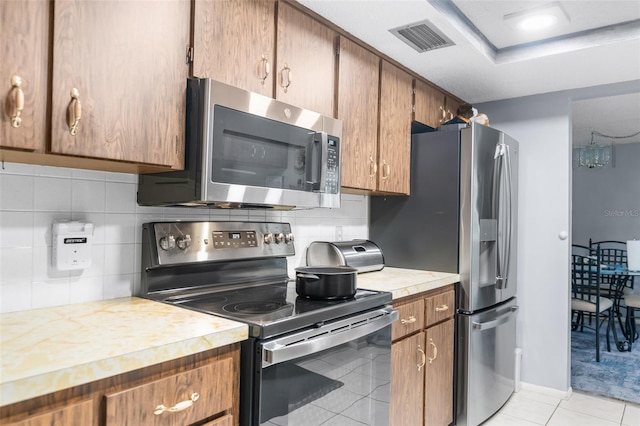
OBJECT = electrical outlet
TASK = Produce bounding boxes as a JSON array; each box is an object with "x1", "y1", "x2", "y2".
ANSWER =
[{"x1": 335, "y1": 226, "x2": 343, "y2": 241}]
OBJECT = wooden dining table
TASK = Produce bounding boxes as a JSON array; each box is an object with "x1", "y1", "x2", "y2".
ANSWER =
[{"x1": 600, "y1": 265, "x2": 640, "y2": 351}]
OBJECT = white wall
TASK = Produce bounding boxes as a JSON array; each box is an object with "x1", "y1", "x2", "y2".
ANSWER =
[
  {"x1": 478, "y1": 79, "x2": 640, "y2": 393},
  {"x1": 0, "y1": 162, "x2": 368, "y2": 313},
  {"x1": 572, "y1": 142, "x2": 640, "y2": 245},
  {"x1": 479, "y1": 94, "x2": 572, "y2": 393}
]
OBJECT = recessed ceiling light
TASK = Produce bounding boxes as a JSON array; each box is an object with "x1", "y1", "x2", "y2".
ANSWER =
[{"x1": 504, "y1": 2, "x2": 570, "y2": 32}]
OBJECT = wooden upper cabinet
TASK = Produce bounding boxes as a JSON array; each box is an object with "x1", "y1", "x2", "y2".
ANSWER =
[
  {"x1": 414, "y1": 79, "x2": 446, "y2": 128},
  {"x1": 336, "y1": 37, "x2": 380, "y2": 191},
  {"x1": 193, "y1": 0, "x2": 275, "y2": 97},
  {"x1": 275, "y1": 2, "x2": 336, "y2": 116},
  {"x1": 378, "y1": 61, "x2": 412, "y2": 195},
  {"x1": 1, "y1": 0, "x2": 49, "y2": 151},
  {"x1": 50, "y1": 0, "x2": 190, "y2": 169},
  {"x1": 445, "y1": 96, "x2": 465, "y2": 122}
]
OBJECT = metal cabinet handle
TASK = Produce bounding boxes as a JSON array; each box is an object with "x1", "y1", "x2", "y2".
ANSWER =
[
  {"x1": 439, "y1": 105, "x2": 446, "y2": 123},
  {"x1": 428, "y1": 338, "x2": 438, "y2": 364},
  {"x1": 259, "y1": 54, "x2": 271, "y2": 85},
  {"x1": 154, "y1": 392, "x2": 199, "y2": 415},
  {"x1": 435, "y1": 304, "x2": 449, "y2": 312},
  {"x1": 279, "y1": 63, "x2": 292, "y2": 93},
  {"x1": 369, "y1": 155, "x2": 378, "y2": 178},
  {"x1": 7, "y1": 75, "x2": 25, "y2": 128},
  {"x1": 401, "y1": 315, "x2": 416, "y2": 325},
  {"x1": 417, "y1": 344, "x2": 427, "y2": 371},
  {"x1": 381, "y1": 160, "x2": 390, "y2": 180},
  {"x1": 67, "y1": 88, "x2": 82, "y2": 136}
]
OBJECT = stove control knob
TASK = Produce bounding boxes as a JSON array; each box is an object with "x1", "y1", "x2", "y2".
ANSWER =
[
  {"x1": 159, "y1": 235, "x2": 175, "y2": 251},
  {"x1": 176, "y1": 235, "x2": 191, "y2": 250},
  {"x1": 263, "y1": 233, "x2": 274, "y2": 244},
  {"x1": 285, "y1": 233, "x2": 295, "y2": 244},
  {"x1": 275, "y1": 233, "x2": 285, "y2": 244}
]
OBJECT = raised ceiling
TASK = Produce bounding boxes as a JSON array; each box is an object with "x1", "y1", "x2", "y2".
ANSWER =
[{"x1": 296, "y1": 0, "x2": 640, "y2": 146}]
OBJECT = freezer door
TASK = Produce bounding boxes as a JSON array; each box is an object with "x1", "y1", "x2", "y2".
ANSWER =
[
  {"x1": 459, "y1": 123, "x2": 519, "y2": 312},
  {"x1": 456, "y1": 299, "x2": 517, "y2": 426}
]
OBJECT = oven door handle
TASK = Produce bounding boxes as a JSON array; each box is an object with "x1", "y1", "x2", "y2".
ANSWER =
[{"x1": 261, "y1": 307, "x2": 399, "y2": 367}]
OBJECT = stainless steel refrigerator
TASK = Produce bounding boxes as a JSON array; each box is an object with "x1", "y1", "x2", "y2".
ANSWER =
[{"x1": 370, "y1": 122, "x2": 519, "y2": 426}]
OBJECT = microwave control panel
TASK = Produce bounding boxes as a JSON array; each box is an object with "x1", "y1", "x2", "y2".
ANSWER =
[{"x1": 325, "y1": 137, "x2": 340, "y2": 194}]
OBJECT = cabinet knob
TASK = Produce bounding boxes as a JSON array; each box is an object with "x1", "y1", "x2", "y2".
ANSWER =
[
  {"x1": 428, "y1": 338, "x2": 438, "y2": 364},
  {"x1": 279, "y1": 63, "x2": 292, "y2": 93},
  {"x1": 67, "y1": 88, "x2": 82, "y2": 136},
  {"x1": 260, "y1": 54, "x2": 271, "y2": 85},
  {"x1": 7, "y1": 75, "x2": 24, "y2": 128}
]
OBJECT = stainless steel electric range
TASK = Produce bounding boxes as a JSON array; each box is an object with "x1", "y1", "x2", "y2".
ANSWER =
[{"x1": 140, "y1": 221, "x2": 398, "y2": 426}]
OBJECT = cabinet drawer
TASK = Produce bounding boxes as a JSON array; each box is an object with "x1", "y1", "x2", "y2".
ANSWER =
[
  {"x1": 425, "y1": 290, "x2": 455, "y2": 326},
  {"x1": 203, "y1": 414, "x2": 234, "y2": 426},
  {"x1": 392, "y1": 299, "x2": 425, "y2": 340},
  {"x1": 105, "y1": 357, "x2": 233, "y2": 426}
]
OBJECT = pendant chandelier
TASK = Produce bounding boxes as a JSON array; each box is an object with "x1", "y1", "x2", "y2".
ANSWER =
[{"x1": 574, "y1": 130, "x2": 640, "y2": 169}]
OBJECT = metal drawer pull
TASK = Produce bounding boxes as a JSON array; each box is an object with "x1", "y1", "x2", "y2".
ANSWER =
[
  {"x1": 428, "y1": 338, "x2": 438, "y2": 364},
  {"x1": 417, "y1": 344, "x2": 426, "y2": 371},
  {"x1": 259, "y1": 54, "x2": 271, "y2": 85},
  {"x1": 154, "y1": 392, "x2": 199, "y2": 415},
  {"x1": 8, "y1": 75, "x2": 24, "y2": 128},
  {"x1": 67, "y1": 88, "x2": 82, "y2": 136},
  {"x1": 382, "y1": 160, "x2": 390, "y2": 180},
  {"x1": 279, "y1": 63, "x2": 292, "y2": 93},
  {"x1": 369, "y1": 156, "x2": 377, "y2": 177},
  {"x1": 435, "y1": 304, "x2": 449, "y2": 312},
  {"x1": 401, "y1": 315, "x2": 416, "y2": 325}
]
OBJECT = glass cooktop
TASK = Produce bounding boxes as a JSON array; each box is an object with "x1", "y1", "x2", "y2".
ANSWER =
[{"x1": 171, "y1": 281, "x2": 391, "y2": 339}]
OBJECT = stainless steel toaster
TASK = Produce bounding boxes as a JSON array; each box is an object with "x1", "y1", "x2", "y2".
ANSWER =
[{"x1": 306, "y1": 240, "x2": 384, "y2": 273}]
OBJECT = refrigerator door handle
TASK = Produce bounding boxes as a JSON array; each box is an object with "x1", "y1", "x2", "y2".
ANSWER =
[
  {"x1": 472, "y1": 306, "x2": 518, "y2": 330},
  {"x1": 494, "y1": 140, "x2": 512, "y2": 290}
]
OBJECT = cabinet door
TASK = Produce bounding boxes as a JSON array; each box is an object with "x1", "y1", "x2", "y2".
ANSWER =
[
  {"x1": 424, "y1": 319, "x2": 454, "y2": 426},
  {"x1": 0, "y1": 0, "x2": 49, "y2": 151},
  {"x1": 391, "y1": 332, "x2": 425, "y2": 426},
  {"x1": 3, "y1": 400, "x2": 93, "y2": 426},
  {"x1": 50, "y1": 0, "x2": 189, "y2": 169},
  {"x1": 193, "y1": 0, "x2": 275, "y2": 97},
  {"x1": 444, "y1": 96, "x2": 464, "y2": 124},
  {"x1": 414, "y1": 80, "x2": 446, "y2": 128},
  {"x1": 276, "y1": 2, "x2": 335, "y2": 116},
  {"x1": 336, "y1": 37, "x2": 379, "y2": 191},
  {"x1": 378, "y1": 61, "x2": 412, "y2": 194}
]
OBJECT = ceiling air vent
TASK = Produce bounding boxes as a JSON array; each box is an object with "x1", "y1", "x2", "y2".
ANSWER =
[{"x1": 389, "y1": 19, "x2": 455, "y2": 53}]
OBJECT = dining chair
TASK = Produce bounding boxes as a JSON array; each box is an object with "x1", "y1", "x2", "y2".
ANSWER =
[
  {"x1": 571, "y1": 244, "x2": 613, "y2": 362},
  {"x1": 623, "y1": 293, "x2": 640, "y2": 351}
]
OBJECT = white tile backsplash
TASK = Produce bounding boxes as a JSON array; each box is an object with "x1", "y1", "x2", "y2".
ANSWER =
[{"x1": 0, "y1": 162, "x2": 369, "y2": 313}]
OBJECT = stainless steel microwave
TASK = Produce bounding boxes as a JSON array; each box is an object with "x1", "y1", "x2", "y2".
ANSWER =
[{"x1": 137, "y1": 78, "x2": 342, "y2": 209}]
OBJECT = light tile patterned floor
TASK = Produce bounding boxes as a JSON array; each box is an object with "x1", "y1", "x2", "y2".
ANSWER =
[{"x1": 485, "y1": 389, "x2": 640, "y2": 426}]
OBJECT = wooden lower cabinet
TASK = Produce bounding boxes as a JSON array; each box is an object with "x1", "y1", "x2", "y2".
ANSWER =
[
  {"x1": 390, "y1": 286, "x2": 455, "y2": 426},
  {"x1": 0, "y1": 344, "x2": 239, "y2": 426}
]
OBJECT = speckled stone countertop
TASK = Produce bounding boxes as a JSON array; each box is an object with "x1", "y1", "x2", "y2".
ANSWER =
[
  {"x1": 357, "y1": 267, "x2": 459, "y2": 300},
  {"x1": 0, "y1": 297, "x2": 248, "y2": 407}
]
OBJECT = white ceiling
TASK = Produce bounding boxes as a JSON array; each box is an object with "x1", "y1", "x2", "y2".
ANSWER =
[{"x1": 297, "y1": 0, "x2": 640, "y2": 144}]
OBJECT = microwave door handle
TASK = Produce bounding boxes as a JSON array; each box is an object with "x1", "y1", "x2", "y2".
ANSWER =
[{"x1": 306, "y1": 131, "x2": 328, "y2": 191}]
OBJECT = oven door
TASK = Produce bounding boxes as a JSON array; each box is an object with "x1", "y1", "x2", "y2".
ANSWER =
[{"x1": 244, "y1": 307, "x2": 398, "y2": 426}]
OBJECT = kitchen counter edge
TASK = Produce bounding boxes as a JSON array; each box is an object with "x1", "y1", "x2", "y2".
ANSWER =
[
  {"x1": 0, "y1": 297, "x2": 249, "y2": 407},
  {"x1": 357, "y1": 267, "x2": 460, "y2": 300}
]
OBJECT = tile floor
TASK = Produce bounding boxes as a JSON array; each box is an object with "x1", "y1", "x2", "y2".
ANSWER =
[{"x1": 485, "y1": 388, "x2": 640, "y2": 426}]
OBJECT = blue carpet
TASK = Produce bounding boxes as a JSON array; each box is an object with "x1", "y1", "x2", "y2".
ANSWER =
[{"x1": 571, "y1": 319, "x2": 640, "y2": 404}]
